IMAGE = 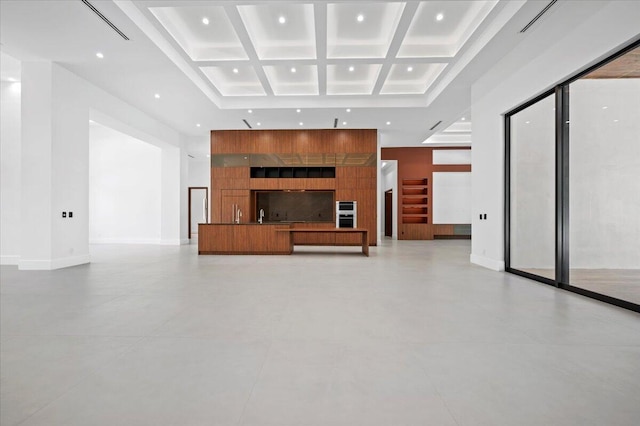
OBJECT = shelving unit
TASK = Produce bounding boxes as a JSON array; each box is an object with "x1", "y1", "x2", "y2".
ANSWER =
[
  {"x1": 250, "y1": 166, "x2": 335, "y2": 179},
  {"x1": 401, "y1": 178, "x2": 429, "y2": 224}
]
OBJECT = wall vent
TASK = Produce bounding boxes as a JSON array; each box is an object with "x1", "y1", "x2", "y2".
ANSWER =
[
  {"x1": 242, "y1": 119, "x2": 252, "y2": 129},
  {"x1": 429, "y1": 120, "x2": 442, "y2": 131},
  {"x1": 520, "y1": 0, "x2": 557, "y2": 33},
  {"x1": 81, "y1": 0, "x2": 130, "y2": 40}
]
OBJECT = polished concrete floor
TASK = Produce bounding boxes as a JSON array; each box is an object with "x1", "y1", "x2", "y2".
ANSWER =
[{"x1": 1, "y1": 240, "x2": 639, "y2": 426}]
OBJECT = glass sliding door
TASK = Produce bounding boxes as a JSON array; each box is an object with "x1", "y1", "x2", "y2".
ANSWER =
[
  {"x1": 507, "y1": 93, "x2": 556, "y2": 280},
  {"x1": 566, "y1": 46, "x2": 640, "y2": 305}
]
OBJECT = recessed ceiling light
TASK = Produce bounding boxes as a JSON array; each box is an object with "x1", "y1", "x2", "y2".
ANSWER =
[
  {"x1": 96, "y1": 52, "x2": 104, "y2": 59},
  {"x1": 356, "y1": 14, "x2": 364, "y2": 22},
  {"x1": 202, "y1": 17, "x2": 209, "y2": 25},
  {"x1": 436, "y1": 13, "x2": 444, "y2": 21},
  {"x1": 154, "y1": 93, "x2": 160, "y2": 99},
  {"x1": 407, "y1": 66, "x2": 413, "y2": 72},
  {"x1": 346, "y1": 108, "x2": 351, "y2": 113},
  {"x1": 614, "y1": 119, "x2": 619, "y2": 122},
  {"x1": 248, "y1": 109, "x2": 253, "y2": 113},
  {"x1": 196, "y1": 123, "x2": 201, "y2": 127},
  {"x1": 296, "y1": 109, "x2": 301, "y2": 113},
  {"x1": 525, "y1": 121, "x2": 530, "y2": 124},
  {"x1": 342, "y1": 121, "x2": 347, "y2": 125},
  {"x1": 602, "y1": 106, "x2": 608, "y2": 109},
  {"x1": 348, "y1": 66, "x2": 354, "y2": 72},
  {"x1": 461, "y1": 117, "x2": 466, "y2": 121},
  {"x1": 257, "y1": 122, "x2": 261, "y2": 126},
  {"x1": 279, "y1": 16, "x2": 286, "y2": 24},
  {"x1": 386, "y1": 121, "x2": 391, "y2": 125},
  {"x1": 233, "y1": 68, "x2": 239, "y2": 74},
  {"x1": 291, "y1": 67, "x2": 297, "y2": 73},
  {"x1": 299, "y1": 122, "x2": 303, "y2": 126}
]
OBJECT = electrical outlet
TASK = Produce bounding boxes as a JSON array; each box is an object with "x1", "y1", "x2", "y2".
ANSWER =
[
  {"x1": 69, "y1": 212, "x2": 73, "y2": 218},
  {"x1": 62, "y1": 212, "x2": 66, "y2": 218}
]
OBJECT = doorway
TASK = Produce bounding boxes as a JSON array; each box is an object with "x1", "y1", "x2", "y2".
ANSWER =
[
  {"x1": 384, "y1": 189, "x2": 393, "y2": 237},
  {"x1": 188, "y1": 187, "x2": 208, "y2": 239}
]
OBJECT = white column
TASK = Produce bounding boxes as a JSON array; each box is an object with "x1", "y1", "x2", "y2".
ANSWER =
[{"x1": 160, "y1": 145, "x2": 188, "y2": 244}]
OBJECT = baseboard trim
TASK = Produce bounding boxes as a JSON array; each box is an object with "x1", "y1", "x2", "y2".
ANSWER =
[
  {"x1": 90, "y1": 238, "x2": 162, "y2": 245},
  {"x1": 160, "y1": 239, "x2": 190, "y2": 245},
  {"x1": 470, "y1": 253, "x2": 505, "y2": 271},
  {"x1": 1, "y1": 255, "x2": 20, "y2": 266},
  {"x1": 19, "y1": 254, "x2": 91, "y2": 270}
]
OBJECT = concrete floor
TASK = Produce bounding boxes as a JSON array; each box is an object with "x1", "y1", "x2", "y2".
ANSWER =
[{"x1": 1, "y1": 240, "x2": 639, "y2": 426}]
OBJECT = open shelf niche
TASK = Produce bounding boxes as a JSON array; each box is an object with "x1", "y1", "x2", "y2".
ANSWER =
[{"x1": 401, "y1": 178, "x2": 429, "y2": 224}]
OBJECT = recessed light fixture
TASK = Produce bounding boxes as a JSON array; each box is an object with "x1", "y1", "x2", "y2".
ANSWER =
[
  {"x1": 461, "y1": 117, "x2": 466, "y2": 121},
  {"x1": 436, "y1": 13, "x2": 444, "y2": 21},
  {"x1": 357, "y1": 14, "x2": 364, "y2": 22},
  {"x1": 233, "y1": 68, "x2": 239, "y2": 74},
  {"x1": 202, "y1": 17, "x2": 209, "y2": 25},
  {"x1": 346, "y1": 108, "x2": 351, "y2": 113},
  {"x1": 342, "y1": 121, "x2": 347, "y2": 125},
  {"x1": 291, "y1": 67, "x2": 297, "y2": 73},
  {"x1": 299, "y1": 122, "x2": 303, "y2": 126},
  {"x1": 154, "y1": 93, "x2": 160, "y2": 99},
  {"x1": 525, "y1": 121, "x2": 531, "y2": 124},
  {"x1": 257, "y1": 122, "x2": 261, "y2": 126},
  {"x1": 349, "y1": 66, "x2": 355, "y2": 72},
  {"x1": 386, "y1": 121, "x2": 391, "y2": 125},
  {"x1": 196, "y1": 123, "x2": 201, "y2": 127},
  {"x1": 279, "y1": 16, "x2": 286, "y2": 24},
  {"x1": 248, "y1": 109, "x2": 253, "y2": 113},
  {"x1": 602, "y1": 106, "x2": 608, "y2": 109},
  {"x1": 96, "y1": 52, "x2": 104, "y2": 59},
  {"x1": 614, "y1": 119, "x2": 619, "y2": 122},
  {"x1": 407, "y1": 66, "x2": 413, "y2": 72},
  {"x1": 296, "y1": 109, "x2": 301, "y2": 113}
]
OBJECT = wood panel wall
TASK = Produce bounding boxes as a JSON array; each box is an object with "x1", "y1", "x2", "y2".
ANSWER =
[
  {"x1": 211, "y1": 129, "x2": 377, "y2": 245},
  {"x1": 381, "y1": 147, "x2": 471, "y2": 240}
]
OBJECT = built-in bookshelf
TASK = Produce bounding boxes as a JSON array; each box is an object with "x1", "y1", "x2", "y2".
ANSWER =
[{"x1": 401, "y1": 178, "x2": 429, "y2": 224}]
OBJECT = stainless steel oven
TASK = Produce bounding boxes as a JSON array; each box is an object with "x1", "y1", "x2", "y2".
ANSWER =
[{"x1": 336, "y1": 201, "x2": 357, "y2": 228}]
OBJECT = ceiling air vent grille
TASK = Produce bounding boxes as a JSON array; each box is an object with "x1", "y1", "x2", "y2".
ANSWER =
[
  {"x1": 242, "y1": 119, "x2": 252, "y2": 129},
  {"x1": 429, "y1": 120, "x2": 442, "y2": 131},
  {"x1": 520, "y1": 0, "x2": 557, "y2": 33},
  {"x1": 81, "y1": 0, "x2": 130, "y2": 40},
  {"x1": 333, "y1": 118, "x2": 338, "y2": 128}
]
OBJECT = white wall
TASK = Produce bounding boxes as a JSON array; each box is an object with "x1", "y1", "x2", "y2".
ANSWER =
[
  {"x1": 470, "y1": 0, "x2": 640, "y2": 271},
  {"x1": 0, "y1": 81, "x2": 21, "y2": 265},
  {"x1": 432, "y1": 172, "x2": 472, "y2": 225},
  {"x1": 89, "y1": 124, "x2": 162, "y2": 244}
]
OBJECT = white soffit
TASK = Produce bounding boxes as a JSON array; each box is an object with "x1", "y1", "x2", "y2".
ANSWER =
[
  {"x1": 150, "y1": 6, "x2": 246, "y2": 61},
  {"x1": 201, "y1": 66, "x2": 265, "y2": 96},
  {"x1": 327, "y1": 2, "x2": 405, "y2": 59},
  {"x1": 380, "y1": 63, "x2": 447, "y2": 95},
  {"x1": 398, "y1": 1, "x2": 498, "y2": 58},
  {"x1": 263, "y1": 65, "x2": 319, "y2": 96},
  {"x1": 327, "y1": 64, "x2": 382, "y2": 95},
  {"x1": 237, "y1": 3, "x2": 316, "y2": 60}
]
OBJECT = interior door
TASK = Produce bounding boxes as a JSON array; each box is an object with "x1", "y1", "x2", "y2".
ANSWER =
[
  {"x1": 190, "y1": 189, "x2": 207, "y2": 236},
  {"x1": 385, "y1": 190, "x2": 393, "y2": 237}
]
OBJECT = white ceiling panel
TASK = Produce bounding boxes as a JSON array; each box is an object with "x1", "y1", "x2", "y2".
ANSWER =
[
  {"x1": 380, "y1": 63, "x2": 447, "y2": 95},
  {"x1": 150, "y1": 6, "x2": 247, "y2": 61},
  {"x1": 200, "y1": 66, "x2": 266, "y2": 96},
  {"x1": 398, "y1": 1, "x2": 498, "y2": 58},
  {"x1": 327, "y1": 2, "x2": 405, "y2": 58},
  {"x1": 327, "y1": 64, "x2": 382, "y2": 95},
  {"x1": 237, "y1": 3, "x2": 316, "y2": 60},
  {"x1": 263, "y1": 65, "x2": 318, "y2": 96}
]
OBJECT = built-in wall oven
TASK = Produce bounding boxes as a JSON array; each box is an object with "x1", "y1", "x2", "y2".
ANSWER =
[{"x1": 336, "y1": 201, "x2": 357, "y2": 228}]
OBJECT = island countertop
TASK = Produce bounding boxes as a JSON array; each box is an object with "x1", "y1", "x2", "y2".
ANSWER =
[{"x1": 198, "y1": 223, "x2": 292, "y2": 255}]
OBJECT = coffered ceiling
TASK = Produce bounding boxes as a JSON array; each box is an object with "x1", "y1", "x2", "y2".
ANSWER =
[{"x1": 130, "y1": 0, "x2": 498, "y2": 108}]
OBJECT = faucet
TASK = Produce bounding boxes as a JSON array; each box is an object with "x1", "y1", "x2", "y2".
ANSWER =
[
  {"x1": 258, "y1": 209, "x2": 265, "y2": 224},
  {"x1": 235, "y1": 207, "x2": 242, "y2": 224}
]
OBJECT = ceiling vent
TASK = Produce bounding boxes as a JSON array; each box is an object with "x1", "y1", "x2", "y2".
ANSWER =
[
  {"x1": 429, "y1": 120, "x2": 442, "y2": 131},
  {"x1": 520, "y1": 0, "x2": 557, "y2": 33},
  {"x1": 81, "y1": 0, "x2": 130, "y2": 40},
  {"x1": 333, "y1": 118, "x2": 338, "y2": 128},
  {"x1": 242, "y1": 119, "x2": 252, "y2": 129}
]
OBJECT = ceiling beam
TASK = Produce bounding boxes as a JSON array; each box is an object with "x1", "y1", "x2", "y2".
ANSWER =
[
  {"x1": 371, "y1": 1, "x2": 420, "y2": 96},
  {"x1": 223, "y1": 5, "x2": 274, "y2": 96},
  {"x1": 314, "y1": 3, "x2": 327, "y2": 96}
]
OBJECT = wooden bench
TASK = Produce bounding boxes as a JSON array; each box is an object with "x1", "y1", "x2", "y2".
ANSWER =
[{"x1": 279, "y1": 228, "x2": 369, "y2": 256}]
